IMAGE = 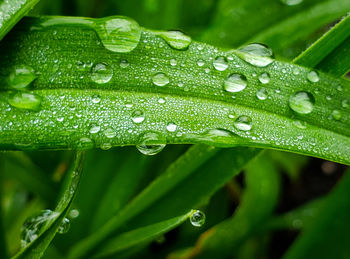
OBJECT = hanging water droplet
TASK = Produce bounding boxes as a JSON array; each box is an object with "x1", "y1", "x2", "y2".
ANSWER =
[
  {"x1": 157, "y1": 30, "x2": 191, "y2": 50},
  {"x1": 281, "y1": 0, "x2": 303, "y2": 6},
  {"x1": 94, "y1": 16, "x2": 141, "y2": 53},
  {"x1": 289, "y1": 91, "x2": 315, "y2": 114},
  {"x1": 90, "y1": 63, "x2": 113, "y2": 84},
  {"x1": 258, "y1": 72, "x2": 270, "y2": 84},
  {"x1": 8, "y1": 65, "x2": 36, "y2": 89},
  {"x1": 103, "y1": 128, "x2": 116, "y2": 138},
  {"x1": 332, "y1": 110, "x2": 342, "y2": 120},
  {"x1": 120, "y1": 59, "x2": 129, "y2": 68},
  {"x1": 166, "y1": 123, "x2": 177, "y2": 132},
  {"x1": 234, "y1": 115, "x2": 253, "y2": 131},
  {"x1": 8, "y1": 92, "x2": 42, "y2": 111},
  {"x1": 223, "y1": 73, "x2": 247, "y2": 93},
  {"x1": 136, "y1": 131, "x2": 166, "y2": 155},
  {"x1": 152, "y1": 72, "x2": 169, "y2": 86},
  {"x1": 21, "y1": 210, "x2": 59, "y2": 248},
  {"x1": 76, "y1": 137, "x2": 94, "y2": 149},
  {"x1": 100, "y1": 142, "x2": 112, "y2": 150},
  {"x1": 190, "y1": 210, "x2": 205, "y2": 227},
  {"x1": 256, "y1": 88, "x2": 268, "y2": 100},
  {"x1": 89, "y1": 124, "x2": 101, "y2": 134},
  {"x1": 237, "y1": 43, "x2": 274, "y2": 67},
  {"x1": 213, "y1": 56, "x2": 228, "y2": 71},
  {"x1": 58, "y1": 218, "x2": 70, "y2": 234},
  {"x1": 132, "y1": 110, "x2": 145, "y2": 123},
  {"x1": 307, "y1": 71, "x2": 319, "y2": 83}
]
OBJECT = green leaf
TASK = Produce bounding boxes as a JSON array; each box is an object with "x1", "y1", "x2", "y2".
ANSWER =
[
  {"x1": 283, "y1": 168, "x2": 350, "y2": 259},
  {"x1": 0, "y1": 174, "x2": 9, "y2": 259},
  {"x1": 13, "y1": 151, "x2": 85, "y2": 259},
  {"x1": 180, "y1": 152, "x2": 280, "y2": 259},
  {"x1": 248, "y1": 0, "x2": 350, "y2": 57},
  {"x1": 1, "y1": 16, "x2": 350, "y2": 166},
  {"x1": 294, "y1": 14, "x2": 350, "y2": 76},
  {"x1": 0, "y1": 0, "x2": 40, "y2": 41},
  {"x1": 93, "y1": 211, "x2": 193, "y2": 258}
]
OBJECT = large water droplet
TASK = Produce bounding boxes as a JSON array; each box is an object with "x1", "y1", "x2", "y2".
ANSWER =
[
  {"x1": 90, "y1": 63, "x2": 113, "y2": 84},
  {"x1": 256, "y1": 88, "x2": 268, "y2": 100},
  {"x1": 190, "y1": 210, "x2": 205, "y2": 227},
  {"x1": 136, "y1": 131, "x2": 166, "y2": 155},
  {"x1": 58, "y1": 218, "x2": 70, "y2": 234},
  {"x1": 89, "y1": 124, "x2": 101, "y2": 134},
  {"x1": 152, "y1": 72, "x2": 169, "y2": 86},
  {"x1": 307, "y1": 71, "x2": 319, "y2": 83},
  {"x1": 234, "y1": 115, "x2": 252, "y2": 131},
  {"x1": 8, "y1": 92, "x2": 42, "y2": 111},
  {"x1": 281, "y1": 0, "x2": 303, "y2": 6},
  {"x1": 213, "y1": 56, "x2": 228, "y2": 71},
  {"x1": 258, "y1": 72, "x2": 270, "y2": 84},
  {"x1": 166, "y1": 123, "x2": 177, "y2": 132},
  {"x1": 289, "y1": 91, "x2": 315, "y2": 114},
  {"x1": 157, "y1": 30, "x2": 191, "y2": 50},
  {"x1": 21, "y1": 210, "x2": 59, "y2": 247},
  {"x1": 237, "y1": 43, "x2": 274, "y2": 67},
  {"x1": 94, "y1": 16, "x2": 141, "y2": 53},
  {"x1": 132, "y1": 110, "x2": 145, "y2": 123},
  {"x1": 224, "y1": 73, "x2": 247, "y2": 93},
  {"x1": 8, "y1": 65, "x2": 36, "y2": 89}
]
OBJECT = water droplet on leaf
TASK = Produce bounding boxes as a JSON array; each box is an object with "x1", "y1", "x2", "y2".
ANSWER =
[
  {"x1": 90, "y1": 63, "x2": 113, "y2": 84},
  {"x1": 8, "y1": 92, "x2": 42, "y2": 111},
  {"x1": 94, "y1": 16, "x2": 141, "y2": 53},
  {"x1": 258, "y1": 72, "x2": 270, "y2": 84},
  {"x1": 234, "y1": 115, "x2": 253, "y2": 131},
  {"x1": 166, "y1": 123, "x2": 177, "y2": 132},
  {"x1": 307, "y1": 71, "x2": 319, "y2": 83},
  {"x1": 256, "y1": 88, "x2": 268, "y2": 100},
  {"x1": 132, "y1": 110, "x2": 145, "y2": 123},
  {"x1": 237, "y1": 43, "x2": 274, "y2": 67},
  {"x1": 8, "y1": 65, "x2": 36, "y2": 89},
  {"x1": 213, "y1": 56, "x2": 228, "y2": 71},
  {"x1": 152, "y1": 72, "x2": 169, "y2": 86},
  {"x1": 289, "y1": 91, "x2": 315, "y2": 114},
  {"x1": 58, "y1": 218, "x2": 70, "y2": 234},
  {"x1": 157, "y1": 30, "x2": 191, "y2": 50},
  {"x1": 224, "y1": 73, "x2": 247, "y2": 93}
]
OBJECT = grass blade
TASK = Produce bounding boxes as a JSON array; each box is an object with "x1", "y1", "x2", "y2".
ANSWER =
[
  {"x1": 13, "y1": 151, "x2": 85, "y2": 259},
  {"x1": 0, "y1": 16, "x2": 350, "y2": 165},
  {"x1": 180, "y1": 152, "x2": 280, "y2": 259},
  {"x1": 93, "y1": 211, "x2": 193, "y2": 258},
  {"x1": 283, "y1": 168, "x2": 350, "y2": 259},
  {"x1": 0, "y1": 0, "x2": 40, "y2": 40}
]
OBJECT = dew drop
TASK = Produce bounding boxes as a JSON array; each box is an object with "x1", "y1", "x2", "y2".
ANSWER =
[
  {"x1": 100, "y1": 143, "x2": 112, "y2": 150},
  {"x1": 234, "y1": 115, "x2": 253, "y2": 131},
  {"x1": 8, "y1": 65, "x2": 36, "y2": 89},
  {"x1": 132, "y1": 110, "x2": 145, "y2": 123},
  {"x1": 293, "y1": 120, "x2": 307, "y2": 129},
  {"x1": 104, "y1": 128, "x2": 116, "y2": 138},
  {"x1": 152, "y1": 72, "x2": 169, "y2": 86},
  {"x1": 157, "y1": 30, "x2": 191, "y2": 50},
  {"x1": 136, "y1": 131, "x2": 166, "y2": 155},
  {"x1": 170, "y1": 58, "x2": 177, "y2": 66},
  {"x1": 69, "y1": 209, "x2": 80, "y2": 219},
  {"x1": 89, "y1": 124, "x2": 101, "y2": 134},
  {"x1": 197, "y1": 59, "x2": 205, "y2": 67},
  {"x1": 190, "y1": 210, "x2": 205, "y2": 227},
  {"x1": 8, "y1": 92, "x2": 42, "y2": 111},
  {"x1": 258, "y1": 72, "x2": 270, "y2": 84},
  {"x1": 342, "y1": 99, "x2": 349, "y2": 108},
  {"x1": 21, "y1": 210, "x2": 59, "y2": 248},
  {"x1": 256, "y1": 88, "x2": 268, "y2": 100},
  {"x1": 158, "y1": 97, "x2": 165, "y2": 104},
  {"x1": 120, "y1": 59, "x2": 129, "y2": 68},
  {"x1": 289, "y1": 91, "x2": 315, "y2": 114},
  {"x1": 166, "y1": 123, "x2": 177, "y2": 132},
  {"x1": 223, "y1": 73, "x2": 247, "y2": 93},
  {"x1": 213, "y1": 56, "x2": 228, "y2": 71},
  {"x1": 307, "y1": 71, "x2": 319, "y2": 83},
  {"x1": 76, "y1": 137, "x2": 94, "y2": 149},
  {"x1": 90, "y1": 63, "x2": 113, "y2": 84},
  {"x1": 94, "y1": 16, "x2": 141, "y2": 53},
  {"x1": 58, "y1": 218, "x2": 70, "y2": 234},
  {"x1": 237, "y1": 43, "x2": 274, "y2": 67}
]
